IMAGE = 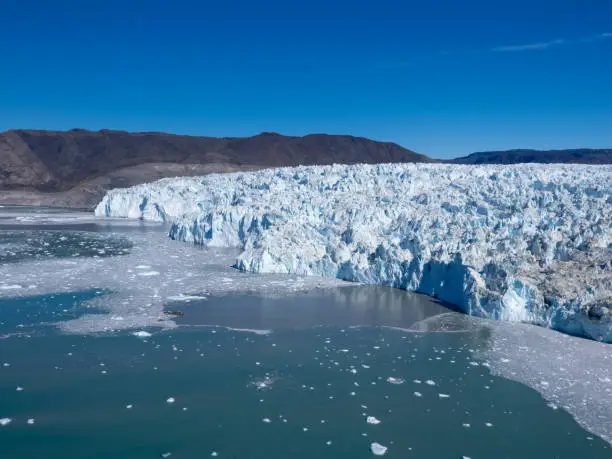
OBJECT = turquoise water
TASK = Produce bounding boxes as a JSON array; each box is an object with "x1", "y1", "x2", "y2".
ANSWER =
[
  {"x1": 0, "y1": 210, "x2": 611, "y2": 458},
  {"x1": 1, "y1": 291, "x2": 611, "y2": 458},
  {"x1": 0, "y1": 290, "x2": 107, "y2": 336}
]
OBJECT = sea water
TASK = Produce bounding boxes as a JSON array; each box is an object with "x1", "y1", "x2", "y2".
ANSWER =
[{"x1": 0, "y1": 207, "x2": 610, "y2": 458}]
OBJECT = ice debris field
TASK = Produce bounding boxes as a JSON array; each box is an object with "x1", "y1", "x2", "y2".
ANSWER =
[
  {"x1": 0, "y1": 222, "x2": 344, "y2": 335},
  {"x1": 96, "y1": 163, "x2": 612, "y2": 341}
]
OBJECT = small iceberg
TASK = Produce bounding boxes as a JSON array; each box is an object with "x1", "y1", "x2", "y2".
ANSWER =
[
  {"x1": 132, "y1": 331, "x2": 152, "y2": 338},
  {"x1": 366, "y1": 416, "x2": 381, "y2": 425},
  {"x1": 370, "y1": 442, "x2": 388, "y2": 456}
]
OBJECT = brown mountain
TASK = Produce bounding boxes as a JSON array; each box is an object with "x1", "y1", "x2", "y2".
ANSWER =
[{"x1": 0, "y1": 129, "x2": 432, "y2": 208}]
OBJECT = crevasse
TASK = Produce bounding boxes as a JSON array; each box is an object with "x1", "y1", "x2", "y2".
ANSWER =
[{"x1": 95, "y1": 163, "x2": 612, "y2": 342}]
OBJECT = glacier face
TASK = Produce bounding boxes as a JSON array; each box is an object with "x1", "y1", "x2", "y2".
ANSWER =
[{"x1": 95, "y1": 163, "x2": 612, "y2": 342}]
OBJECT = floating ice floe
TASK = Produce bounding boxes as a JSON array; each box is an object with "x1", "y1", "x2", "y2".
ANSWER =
[
  {"x1": 132, "y1": 331, "x2": 152, "y2": 338},
  {"x1": 166, "y1": 397, "x2": 175, "y2": 404},
  {"x1": 0, "y1": 418, "x2": 11, "y2": 426},
  {"x1": 225, "y1": 327, "x2": 272, "y2": 335},
  {"x1": 370, "y1": 442, "x2": 388, "y2": 456},
  {"x1": 366, "y1": 416, "x2": 381, "y2": 425},
  {"x1": 96, "y1": 163, "x2": 612, "y2": 341},
  {"x1": 0, "y1": 284, "x2": 22, "y2": 290},
  {"x1": 386, "y1": 377, "x2": 404, "y2": 385},
  {"x1": 250, "y1": 376, "x2": 277, "y2": 390},
  {"x1": 166, "y1": 294, "x2": 208, "y2": 302}
]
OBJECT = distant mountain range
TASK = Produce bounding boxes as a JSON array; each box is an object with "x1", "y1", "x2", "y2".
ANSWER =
[
  {"x1": 0, "y1": 129, "x2": 610, "y2": 208},
  {"x1": 450, "y1": 148, "x2": 612, "y2": 165}
]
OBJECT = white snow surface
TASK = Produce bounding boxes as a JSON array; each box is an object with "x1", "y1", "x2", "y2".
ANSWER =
[{"x1": 96, "y1": 163, "x2": 612, "y2": 341}]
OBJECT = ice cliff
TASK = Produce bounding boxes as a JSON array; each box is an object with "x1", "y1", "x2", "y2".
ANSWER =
[{"x1": 95, "y1": 163, "x2": 612, "y2": 342}]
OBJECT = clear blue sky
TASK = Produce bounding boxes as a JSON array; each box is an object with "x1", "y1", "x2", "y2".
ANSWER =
[{"x1": 0, "y1": 0, "x2": 610, "y2": 158}]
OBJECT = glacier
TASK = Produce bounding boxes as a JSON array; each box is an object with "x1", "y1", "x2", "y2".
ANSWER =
[{"x1": 95, "y1": 163, "x2": 612, "y2": 342}]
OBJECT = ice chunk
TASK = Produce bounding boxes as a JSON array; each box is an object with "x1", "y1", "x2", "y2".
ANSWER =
[
  {"x1": 370, "y1": 442, "x2": 388, "y2": 456},
  {"x1": 366, "y1": 416, "x2": 381, "y2": 425},
  {"x1": 386, "y1": 377, "x2": 404, "y2": 385},
  {"x1": 166, "y1": 294, "x2": 208, "y2": 302},
  {"x1": 166, "y1": 397, "x2": 175, "y2": 404},
  {"x1": 225, "y1": 327, "x2": 271, "y2": 335},
  {"x1": 250, "y1": 376, "x2": 276, "y2": 390},
  {"x1": 0, "y1": 284, "x2": 22, "y2": 290},
  {"x1": 0, "y1": 418, "x2": 11, "y2": 426},
  {"x1": 132, "y1": 331, "x2": 152, "y2": 338}
]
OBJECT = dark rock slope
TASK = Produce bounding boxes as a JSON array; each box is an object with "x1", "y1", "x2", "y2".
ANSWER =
[
  {"x1": 0, "y1": 129, "x2": 431, "y2": 192},
  {"x1": 0, "y1": 129, "x2": 432, "y2": 208}
]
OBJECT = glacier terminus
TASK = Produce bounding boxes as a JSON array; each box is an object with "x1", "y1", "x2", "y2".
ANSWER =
[{"x1": 96, "y1": 163, "x2": 612, "y2": 342}]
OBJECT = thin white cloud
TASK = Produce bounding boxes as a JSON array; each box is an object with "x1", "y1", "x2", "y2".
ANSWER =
[
  {"x1": 374, "y1": 32, "x2": 611, "y2": 71},
  {"x1": 579, "y1": 32, "x2": 612, "y2": 43},
  {"x1": 492, "y1": 38, "x2": 565, "y2": 52},
  {"x1": 493, "y1": 32, "x2": 612, "y2": 52}
]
